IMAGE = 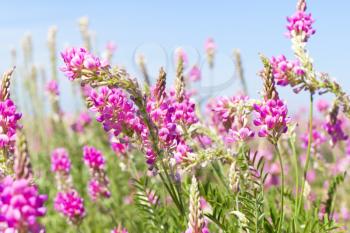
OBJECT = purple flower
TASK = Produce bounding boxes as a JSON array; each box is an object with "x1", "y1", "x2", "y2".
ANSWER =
[
  {"x1": 0, "y1": 99, "x2": 21, "y2": 153},
  {"x1": 88, "y1": 179, "x2": 111, "y2": 201},
  {"x1": 324, "y1": 118, "x2": 348, "y2": 146},
  {"x1": 253, "y1": 99, "x2": 290, "y2": 139},
  {"x1": 60, "y1": 47, "x2": 108, "y2": 80},
  {"x1": 83, "y1": 146, "x2": 105, "y2": 170},
  {"x1": 51, "y1": 148, "x2": 71, "y2": 174},
  {"x1": 0, "y1": 176, "x2": 47, "y2": 232},
  {"x1": 54, "y1": 190, "x2": 85, "y2": 225},
  {"x1": 286, "y1": 11, "x2": 315, "y2": 42},
  {"x1": 188, "y1": 65, "x2": 201, "y2": 82},
  {"x1": 270, "y1": 55, "x2": 304, "y2": 86},
  {"x1": 45, "y1": 79, "x2": 59, "y2": 96}
]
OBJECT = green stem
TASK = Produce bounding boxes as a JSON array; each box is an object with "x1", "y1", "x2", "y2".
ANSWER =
[
  {"x1": 298, "y1": 93, "x2": 313, "y2": 214},
  {"x1": 289, "y1": 137, "x2": 299, "y2": 225},
  {"x1": 275, "y1": 144, "x2": 284, "y2": 233}
]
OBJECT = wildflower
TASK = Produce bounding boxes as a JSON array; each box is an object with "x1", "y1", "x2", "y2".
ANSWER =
[
  {"x1": 0, "y1": 99, "x2": 22, "y2": 153},
  {"x1": 253, "y1": 99, "x2": 290, "y2": 141},
  {"x1": 83, "y1": 146, "x2": 110, "y2": 201},
  {"x1": 300, "y1": 126, "x2": 326, "y2": 149},
  {"x1": 316, "y1": 99, "x2": 329, "y2": 113},
  {"x1": 51, "y1": 148, "x2": 71, "y2": 174},
  {"x1": 204, "y1": 38, "x2": 216, "y2": 69},
  {"x1": 185, "y1": 176, "x2": 209, "y2": 233},
  {"x1": 324, "y1": 104, "x2": 348, "y2": 146},
  {"x1": 188, "y1": 65, "x2": 201, "y2": 82},
  {"x1": 60, "y1": 47, "x2": 108, "y2": 80},
  {"x1": 54, "y1": 190, "x2": 85, "y2": 225},
  {"x1": 286, "y1": 10, "x2": 315, "y2": 42},
  {"x1": 45, "y1": 79, "x2": 59, "y2": 96},
  {"x1": 174, "y1": 47, "x2": 188, "y2": 68},
  {"x1": 71, "y1": 112, "x2": 92, "y2": 133},
  {"x1": 0, "y1": 176, "x2": 47, "y2": 232},
  {"x1": 270, "y1": 55, "x2": 304, "y2": 86}
]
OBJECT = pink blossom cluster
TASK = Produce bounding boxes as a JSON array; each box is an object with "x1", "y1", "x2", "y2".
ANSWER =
[
  {"x1": 204, "y1": 38, "x2": 216, "y2": 55},
  {"x1": 88, "y1": 86, "x2": 156, "y2": 165},
  {"x1": 253, "y1": 99, "x2": 290, "y2": 138},
  {"x1": 270, "y1": 55, "x2": 304, "y2": 86},
  {"x1": 210, "y1": 95, "x2": 254, "y2": 143},
  {"x1": 83, "y1": 146, "x2": 111, "y2": 201},
  {"x1": 54, "y1": 190, "x2": 85, "y2": 225},
  {"x1": 51, "y1": 148, "x2": 71, "y2": 174},
  {"x1": 324, "y1": 118, "x2": 348, "y2": 146},
  {"x1": 45, "y1": 79, "x2": 59, "y2": 96},
  {"x1": 174, "y1": 47, "x2": 188, "y2": 67},
  {"x1": 188, "y1": 65, "x2": 201, "y2": 82},
  {"x1": 71, "y1": 112, "x2": 92, "y2": 133},
  {"x1": 0, "y1": 176, "x2": 47, "y2": 232},
  {"x1": 110, "y1": 135, "x2": 129, "y2": 156},
  {"x1": 300, "y1": 126, "x2": 326, "y2": 150},
  {"x1": 146, "y1": 88, "x2": 198, "y2": 163},
  {"x1": 0, "y1": 99, "x2": 22, "y2": 153},
  {"x1": 286, "y1": 11, "x2": 315, "y2": 42},
  {"x1": 60, "y1": 47, "x2": 108, "y2": 80}
]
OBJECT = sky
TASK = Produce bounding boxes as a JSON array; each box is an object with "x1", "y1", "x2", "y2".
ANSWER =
[{"x1": 0, "y1": 0, "x2": 350, "y2": 112}]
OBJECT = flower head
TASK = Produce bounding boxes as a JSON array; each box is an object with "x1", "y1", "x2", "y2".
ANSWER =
[
  {"x1": 83, "y1": 146, "x2": 105, "y2": 170},
  {"x1": 60, "y1": 47, "x2": 108, "y2": 80},
  {"x1": 270, "y1": 55, "x2": 304, "y2": 86},
  {"x1": 0, "y1": 176, "x2": 47, "y2": 232},
  {"x1": 286, "y1": 11, "x2": 315, "y2": 42},
  {"x1": 51, "y1": 148, "x2": 71, "y2": 174},
  {"x1": 253, "y1": 99, "x2": 290, "y2": 141},
  {"x1": 45, "y1": 79, "x2": 59, "y2": 96},
  {"x1": 54, "y1": 190, "x2": 85, "y2": 225}
]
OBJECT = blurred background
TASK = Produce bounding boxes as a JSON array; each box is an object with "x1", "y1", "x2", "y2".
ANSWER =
[{"x1": 1, "y1": 0, "x2": 349, "y2": 112}]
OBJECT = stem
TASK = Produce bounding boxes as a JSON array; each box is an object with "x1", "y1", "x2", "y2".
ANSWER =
[
  {"x1": 289, "y1": 137, "x2": 299, "y2": 223},
  {"x1": 275, "y1": 144, "x2": 284, "y2": 233},
  {"x1": 298, "y1": 93, "x2": 313, "y2": 214}
]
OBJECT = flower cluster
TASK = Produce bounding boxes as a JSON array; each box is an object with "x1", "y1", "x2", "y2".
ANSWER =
[
  {"x1": 71, "y1": 112, "x2": 92, "y2": 133},
  {"x1": 88, "y1": 86, "x2": 156, "y2": 165},
  {"x1": 300, "y1": 126, "x2": 327, "y2": 150},
  {"x1": 270, "y1": 55, "x2": 304, "y2": 86},
  {"x1": 0, "y1": 99, "x2": 22, "y2": 153},
  {"x1": 45, "y1": 79, "x2": 59, "y2": 96},
  {"x1": 210, "y1": 95, "x2": 254, "y2": 143},
  {"x1": 83, "y1": 146, "x2": 110, "y2": 201},
  {"x1": 60, "y1": 47, "x2": 108, "y2": 80},
  {"x1": 286, "y1": 10, "x2": 315, "y2": 42},
  {"x1": 253, "y1": 99, "x2": 290, "y2": 140},
  {"x1": 51, "y1": 148, "x2": 85, "y2": 224},
  {"x1": 146, "y1": 88, "x2": 198, "y2": 163},
  {"x1": 324, "y1": 118, "x2": 348, "y2": 146},
  {"x1": 51, "y1": 148, "x2": 71, "y2": 174},
  {"x1": 0, "y1": 176, "x2": 47, "y2": 232},
  {"x1": 188, "y1": 65, "x2": 201, "y2": 82},
  {"x1": 54, "y1": 190, "x2": 85, "y2": 225}
]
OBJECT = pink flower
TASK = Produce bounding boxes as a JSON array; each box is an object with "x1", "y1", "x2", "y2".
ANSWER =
[
  {"x1": 83, "y1": 146, "x2": 105, "y2": 170},
  {"x1": 45, "y1": 79, "x2": 59, "y2": 96},
  {"x1": 51, "y1": 148, "x2": 71, "y2": 174},
  {"x1": 0, "y1": 99, "x2": 21, "y2": 153},
  {"x1": 71, "y1": 112, "x2": 92, "y2": 133},
  {"x1": 204, "y1": 38, "x2": 216, "y2": 55},
  {"x1": 270, "y1": 55, "x2": 304, "y2": 86},
  {"x1": 88, "y1": 179, "x2": 111, "y2": 201},
  {"x1": 300, "y1": 126, "x2": 326, "y2": 149},
  {"x1": 106, "y1": 41, "x2": 117, "y2": 54},
  {"x1": 316, "y1": 99, "x2": 329, "y2": 113},
  {"x1": 253, "y1": 99, "x2": 290, "y2": 139},
  {"x1": 0, "y1": 176, "x2": 47, "y2": 232},
  {"x1": 188, "y1": 65, "x2": 201, "y2": 82},
  {"x1": 324, "y1": 118, "x2": 348, "y2": 146},
  {"x1": 54, "y1": 190, "x2": 85, "y2": 225},
  {"x1": 174, "y1": 47, "x2": 188, "y2": 67},
  {"x1": 286, "y1": 11, "x2": 315, "y2": 42},
  {"x1": 60, "y1": 47, "x2": 108, "y2": 80}
]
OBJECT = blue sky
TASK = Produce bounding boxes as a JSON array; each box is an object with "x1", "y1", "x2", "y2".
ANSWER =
[{"x1": 1, "y1": 1, "x2": 350, "y2": 112}]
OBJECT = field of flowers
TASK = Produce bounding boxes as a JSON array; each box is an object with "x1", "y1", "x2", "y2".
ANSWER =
[{"x1": 1, "y1": 0, "x2": 350, "y2": 232}]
